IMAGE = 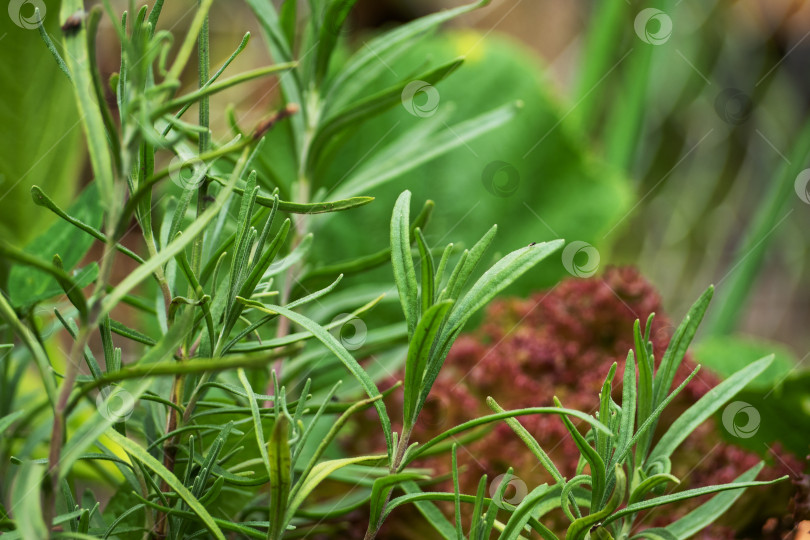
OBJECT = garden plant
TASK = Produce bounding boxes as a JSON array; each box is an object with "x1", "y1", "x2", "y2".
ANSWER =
[{"x1": 0, "y1": 0, "x2": 807, "y2": 539}]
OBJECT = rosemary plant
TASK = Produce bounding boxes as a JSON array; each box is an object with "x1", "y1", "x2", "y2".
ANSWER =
[{"x1": 0, "y1": 1, "x2": 784, "y2": 539}]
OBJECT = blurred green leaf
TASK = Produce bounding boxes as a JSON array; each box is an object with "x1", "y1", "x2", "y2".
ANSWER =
[
  {"x1": 7, "y1": 183, "x2": 101, "y2": 308},
  {"x1": 0, "y1": 7, "x2": 82, "y2": 245}
]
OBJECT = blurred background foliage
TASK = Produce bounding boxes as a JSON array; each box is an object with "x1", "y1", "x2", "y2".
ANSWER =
[{"x1": 1, "y1": 0, "x2": 808, "y2": 491}]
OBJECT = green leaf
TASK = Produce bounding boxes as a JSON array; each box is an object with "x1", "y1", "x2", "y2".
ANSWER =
[
  {"x1": 60, "y1": 0, "x2": 115, "y2": 211},
  {"x1": 309, "y1": 59, "x2": 464, "y2": 167},
  {"x1": 628, "y1": 473, "x2": 680, "y2": 505},
  {"x1": 285, "y1": 455, "x2": 384, "y2": 523},
  {"x1": 369, "y1": 472, "x2": 429, "y2": 529},
  {"x1": 104, "y1": 428, "x2": 226, "y2": 540},
  {"x1": 665, "y1": 462, "x2": 764, "y2": 538},
  {"x1": 403, "y1": 300, "x2": 453, "y2": 428},
  {"x1": 391, "y1": 191, "x2": 419, "y2": 338},
  {"x1": 500, "y1": 485, "x2": 557, "y2": 540},
  {"x1": 566, "y1": 466, "x2": 625, "y2": 540},
  {"x1": 314, "y1": 0, "x2": 359, "y2": 83},
  {"x1": 327, "y1": 0, "x2": 490, "y2": 105},
  {"x1": 7, "y1": 183, "x2": 102, "y2": 308},
  {"x1": 11, "y1": 462, "x2": 47, "y2": 540},
  {"x1": 265, "y1": 303, "x2": 393, "y2": 459},
  {"x1": 486, "y1": 397, "x2": 564, "y2": 484},
  {"x1": 331, "y1": 103, "x2": 520, "y2": 200},
  {"x1": 647, "y1": 355, "x2": 774, "y2": 464},
  {"x1": 418, "y1": 240, "x2": 564, "y2": 414},
  {"x1": 415, "y1": 228, "x2": 435, "y2": 316},
  {"x1": 555, "y1": 396, "x2": 606, "y2": 509},
  {"x1": 602, "y1": 473, "x2": 786, "y2": 526},
  {"x1": 268, "y1": 415, "x2": 291, "y2": 539},
  {"x1": 653, "y1": 286, "x2": 713, "y2": 406},
  {"x1": 404, "y1": 406, "x2": 610, "y2": 467},
  {"x1": 0, "y1": 410, "x2": 25, "y2": 434}
]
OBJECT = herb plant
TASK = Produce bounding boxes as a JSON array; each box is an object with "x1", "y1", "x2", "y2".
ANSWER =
[{"x1": 0, "y1": 1, "x2": 788, "y2": 539}]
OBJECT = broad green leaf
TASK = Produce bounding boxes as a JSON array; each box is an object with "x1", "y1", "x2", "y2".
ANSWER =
[
  {"x1": 694, "y1": 335, "x2": 796, "y2": 390},
  {"x1": 0, "y1": 5, "x2": 82, "y2": 246},
  {"x1": 647, "y1": 355, "x2": 773, "y2": 464},
  {"x1": 391, "y1": 191, "x2": 419, "y2": 338},
  {"x1": 665, "y1": 462, "x2": 764, "y2": 539},
  {"x1": 105, "y1": 428, "x2": 226, "y2": 540}
]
